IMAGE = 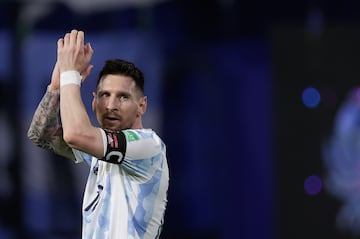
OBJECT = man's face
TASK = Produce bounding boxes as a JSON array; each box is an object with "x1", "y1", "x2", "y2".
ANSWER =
[{"x1": 92, "y1": 74, "x2": 144, "y2": 131}]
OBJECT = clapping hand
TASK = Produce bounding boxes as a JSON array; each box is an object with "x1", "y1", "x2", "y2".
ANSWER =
[{"x1": 57, "y1": 29, "x2": 94, "y2": 80}]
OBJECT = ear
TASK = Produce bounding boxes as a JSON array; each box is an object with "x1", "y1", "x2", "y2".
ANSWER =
[
  {"x1": 137, "y1": 96, "x2": 147, "y2": 116},
  {"x1": 92, "y1": 92, "x2": 96, "y2": 112}
]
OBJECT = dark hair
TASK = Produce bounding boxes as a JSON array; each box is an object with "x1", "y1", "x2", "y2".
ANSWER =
[{"x1": 96, "y1": 59, "x2": 144, "y2": 94}]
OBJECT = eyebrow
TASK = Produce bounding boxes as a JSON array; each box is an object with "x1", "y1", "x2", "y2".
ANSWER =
[{"x1": 97, "y1": 89, "x2": 132, "y2": 97}]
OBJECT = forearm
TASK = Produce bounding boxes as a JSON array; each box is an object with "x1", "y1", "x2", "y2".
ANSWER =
[
  {"x1": 27, "y1": 86, "x2": 61, "y2": 148},
  {"x1": 60, "y1": 77, "x2": 103, "y2": 157},
  {"x1": 57, "y1": 30, "x2": 102, "y2": 157},
  {"x1": 60, "y1": 84, "x2": 93, "y2": 138}
]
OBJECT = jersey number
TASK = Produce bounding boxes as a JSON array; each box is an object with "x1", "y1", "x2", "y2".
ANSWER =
[{"x1": 84, "y1": 184, "x2": 103, "y2": 212}]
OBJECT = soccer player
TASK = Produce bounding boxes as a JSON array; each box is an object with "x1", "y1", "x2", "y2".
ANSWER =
[{"x1": 27, "y1": 29, "x2": 169, "y2": 239}]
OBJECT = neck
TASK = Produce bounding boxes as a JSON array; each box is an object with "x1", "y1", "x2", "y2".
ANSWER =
[{"x1": 131, "y1": 118, "x2": 143, "y2": 129}]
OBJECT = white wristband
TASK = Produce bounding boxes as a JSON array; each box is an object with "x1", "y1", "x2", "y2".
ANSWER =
[{"x1": 60, "y1": 70, "x2": 82, "y2": 87}]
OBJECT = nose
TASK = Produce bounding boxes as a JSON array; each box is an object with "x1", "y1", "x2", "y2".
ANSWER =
[{"x1": 106, "y1": 96, "x2": 118, "y2": 111}]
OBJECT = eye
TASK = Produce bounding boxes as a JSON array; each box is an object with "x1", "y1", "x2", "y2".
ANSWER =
[
  {"x1": 118, "y1": 94, "x2": 129, "y2": 101},
  {"x1": 99, "y1": 92, "x2": 110, "y2": 97}
]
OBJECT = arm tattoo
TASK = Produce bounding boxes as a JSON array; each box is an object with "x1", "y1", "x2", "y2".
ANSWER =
[{"x1": 27, "y1": 87, "x2": 74, "y2": 159}]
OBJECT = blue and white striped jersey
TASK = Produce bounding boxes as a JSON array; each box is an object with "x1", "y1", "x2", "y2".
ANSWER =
[{"x1": 72, "y1": 128, "x2": 169, "y2": 239}]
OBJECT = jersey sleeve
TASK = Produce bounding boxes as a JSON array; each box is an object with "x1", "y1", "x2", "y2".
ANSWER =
[
  {"x1": 122, "y1": 130, "x2": 162, "y2": 160},
  {"x1": 99, "y1": 129, "x2": 162, "y2": 164},
  {"x1": 72, "y1": 148, "x2": 93, "y2": 166},
  {"x1": 99, "y1": 129, "x2": 127, "y2": 164},
  {"x1": 120, "y1": 129, "x2": 165, "y2": 179},
  {"x1": 71, "y1": 128, "x2": 106, "y2": 165}
]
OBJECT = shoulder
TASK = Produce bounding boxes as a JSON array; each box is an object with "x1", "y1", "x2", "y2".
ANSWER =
[
  {"x1": 121, "y1": 129, "x2": 165, "y2": 160},
  {"x1": 123, "y1": 129, "x2": 163, "y2": 144}
]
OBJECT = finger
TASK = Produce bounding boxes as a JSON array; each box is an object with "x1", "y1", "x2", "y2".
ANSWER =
[
  {"x1": 77, "y1": 31, "x2": 84, "y2": 50},
  {"x1": 81, "y1": 64, "x2": 94, "y2": 82},
  {"x1": 57, "y1": 38, "x2": 64, "y2": 49},
  {"x1": 63, "y1": 33, "x2": 70, "y2": 47},
  {"x1": 89, "y1": 42, "x2": 93, "y2": 55},
  {"x1": 69, "y1": 29, "x2": 78, "y2": 47},
  {"x1": 84, "y1": 42, "x2": 90, "y2": 53},
  {"x1": 84, "y1": 42, "x2": 94, "y2": 58}
]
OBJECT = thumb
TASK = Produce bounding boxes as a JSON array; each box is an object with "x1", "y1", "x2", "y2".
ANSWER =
[
  {"x1": 81, "y1": 64, "x2": 94, "y2": 82},
  {"x1": 84, "y1": 42, "x2": 94, "y2": 58}
]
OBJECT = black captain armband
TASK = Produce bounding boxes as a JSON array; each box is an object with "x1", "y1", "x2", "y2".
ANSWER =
[{"x1": 99, "y1": 130, "x2": 127, "y2": 164}]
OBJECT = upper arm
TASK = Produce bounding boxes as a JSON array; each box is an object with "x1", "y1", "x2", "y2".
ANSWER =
[
  {"x1": 63, "y1": 126, "x2": 105, "y2": 159},
  {"x1": 100, "y1": 130, "x2": 161, "y2": 165}
]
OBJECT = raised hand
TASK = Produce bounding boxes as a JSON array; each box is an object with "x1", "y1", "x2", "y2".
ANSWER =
[
  {"x1": 57, "y1": 29, "x2": 93, "y2": 75},
  {"x1": 48, "y1": 61, "x2": 60, "y2": 90}
]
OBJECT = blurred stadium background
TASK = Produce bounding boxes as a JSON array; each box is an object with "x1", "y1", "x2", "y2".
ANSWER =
[{"x1": 1, "y1": 0, "x2": 360, "y2": 238}]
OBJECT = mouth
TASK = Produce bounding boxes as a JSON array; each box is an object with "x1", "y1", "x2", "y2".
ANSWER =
[
  {"x1": 106, "y1": 116, "x2": 118, "y2": 120},
  {"x1": 105, "y1": 116, "x2": 120, "y2": 122},
  {"x1": 103, "y1": 113, "x2": 121, "y2": 123}
]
